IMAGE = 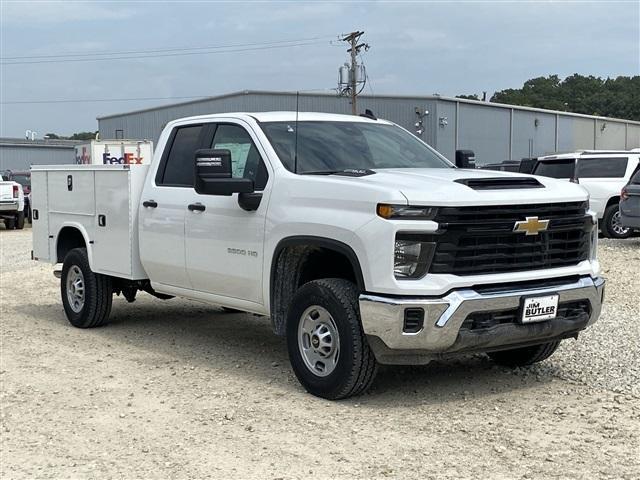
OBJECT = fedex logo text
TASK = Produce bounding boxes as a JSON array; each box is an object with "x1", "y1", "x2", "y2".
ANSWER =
[{"x1": 103, "y1": 153, "x2": 144, "y2": 165}]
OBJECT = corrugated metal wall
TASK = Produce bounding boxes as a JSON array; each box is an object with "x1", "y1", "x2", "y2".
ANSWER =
[
  {"x1": 98, "y1": 92, "x2": 640, "y2": 166},
  {"x1": 0, "y1": 145, "x2": 76, "y2": 171},
  {"x1": 98, "y1": 92, "x2": 437, "y2": 148}
]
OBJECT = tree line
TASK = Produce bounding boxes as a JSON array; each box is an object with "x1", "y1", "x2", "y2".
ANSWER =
[{"x1": 457, "y1": 74, "x2": 639, "y2": 121}]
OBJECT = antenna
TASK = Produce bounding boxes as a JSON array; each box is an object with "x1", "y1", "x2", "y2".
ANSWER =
[{"x1": 294, "y1": 91, "x2": 299, "y2": 174}]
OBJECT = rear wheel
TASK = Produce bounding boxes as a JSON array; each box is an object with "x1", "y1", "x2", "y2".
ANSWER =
[
  {"x1": 488, "y1": 341, "x2": 561, "y2": 367},
  {"x1": 602, "y1": 204, "x2": 632, "y2": 239},
  {"x1": 286, "y1": 278, "x2": 378, "y2": 399},
  {"x1": 61, "y1": 248, "x2": 113, "y2": 328},
  {"x1": 4, "y1": 217, "x2": 15, "y2": 230},
  {"x1": 15, "y1": 211, "x2": 25, "y2": 230}
]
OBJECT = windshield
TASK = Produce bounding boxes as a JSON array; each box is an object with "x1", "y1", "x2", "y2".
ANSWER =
[
  {"x1": 260, "y1": 121, "x2": 452, "y2": 173},
  {"x1": 534, "y1": 159, "x2": 576, "y2": 179}
]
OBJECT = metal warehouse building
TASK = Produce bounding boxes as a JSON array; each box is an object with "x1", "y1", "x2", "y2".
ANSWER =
[
  {"x1": 0, "y1": 138, "x2": 80, "y2": 171},
  {"x1": 98, "y1": 90, "x2": 640, "y2": 165}
]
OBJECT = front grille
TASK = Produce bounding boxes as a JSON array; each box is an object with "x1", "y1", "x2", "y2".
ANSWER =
[
  {"x1": 461, "y1": 300, "x2": 591, "y2": 331},
  {"x1": 426, "y1": 202, "x2": 591, "y2": 275}
]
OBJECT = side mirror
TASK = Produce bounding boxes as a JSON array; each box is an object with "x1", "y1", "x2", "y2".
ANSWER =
[
  {"x1": 455, "y1": 150, "x2": 476, "y2": 169},
  {"x1": 194, "y1": 149, "x2": 254, "y2": 196}
]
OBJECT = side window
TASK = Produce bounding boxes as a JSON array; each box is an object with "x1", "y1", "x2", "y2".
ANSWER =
[
  {"x1": 159, "y1": 125, "x2": 203, "y2": 186},
  {"x1": 211, "y1": 124, "x2": 269, "y2": 190},
  {"x1": 577, "y1": 157, "x2": 628, "y2": 178}
]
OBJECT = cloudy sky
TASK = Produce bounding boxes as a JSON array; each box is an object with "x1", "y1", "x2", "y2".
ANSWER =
[{"x1": 1, "y1": 0, "x2": 638, "y2": 138}]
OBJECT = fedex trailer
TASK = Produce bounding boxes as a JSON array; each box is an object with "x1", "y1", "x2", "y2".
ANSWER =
[{"x1": 74, "y1": 140, "x2": 153, "y2": 166}]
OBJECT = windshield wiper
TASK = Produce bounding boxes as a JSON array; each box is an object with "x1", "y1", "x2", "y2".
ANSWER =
[{"x1": 300, "y1": 169, "x2": 376, "y2": 177}]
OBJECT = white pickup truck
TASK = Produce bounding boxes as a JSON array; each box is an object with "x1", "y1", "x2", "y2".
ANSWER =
[
  {"x1": 0, "y1": 176, "x2": 25, "y2": 229},
  {"x1": 31, "y1": 112, "x2": 605, "y2": 399}
]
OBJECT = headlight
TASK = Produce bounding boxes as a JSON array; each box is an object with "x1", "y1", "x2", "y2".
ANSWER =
[
  {"x1": 394, "y1": 234, "x2": 436, "y2": 279},
  {"x1": 378, "y1": 204, "x2": 438, "y2": 220}
]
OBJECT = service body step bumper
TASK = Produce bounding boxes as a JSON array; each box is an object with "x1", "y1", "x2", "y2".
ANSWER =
[
  {"x1": 359, "y1": 276, "x2": 605, "y2": 365},
  {"x1": 0, "y1": 201, "x2": 19, "y2": 212}
]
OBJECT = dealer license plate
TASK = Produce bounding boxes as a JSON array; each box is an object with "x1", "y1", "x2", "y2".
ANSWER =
[{"x1": 521, "y1": 294, "x2": 559, "y2": 323}]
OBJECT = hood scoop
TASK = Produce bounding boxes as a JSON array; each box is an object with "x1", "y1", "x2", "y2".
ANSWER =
[{"x1": 455, "y1": 177, "x2": 544, "y2": 190}]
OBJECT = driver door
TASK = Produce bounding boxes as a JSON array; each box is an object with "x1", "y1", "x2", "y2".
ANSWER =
[{"x1": 184, "y1": 121, "x2": 271, "y2": 305}]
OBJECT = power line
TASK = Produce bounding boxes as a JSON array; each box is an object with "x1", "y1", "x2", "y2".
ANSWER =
[
  {"x1": 0, "y1": 88, "x2": 338, "y2": 105},
  {"x1": 0, "y1": 35, "x2": 336, "y2": 60},
  {"x1": 1, "y1": 39, "x2": 331, "y2": 65},
  {"x1": 0, "y1": 95, "x2": 213, "y2": 105}
]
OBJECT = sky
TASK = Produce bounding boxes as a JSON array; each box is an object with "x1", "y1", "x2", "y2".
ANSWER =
[{"x1": 1, "y1": 0, "x2": 639, "y2": 138}]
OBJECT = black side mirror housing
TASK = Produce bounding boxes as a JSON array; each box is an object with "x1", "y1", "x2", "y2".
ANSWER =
[
  {"x1": 194, "y1": 149, "x2": 254, "y2": 196},
  {"x1": 455, "y1": 150, "x2": 476, "y2": 169}
]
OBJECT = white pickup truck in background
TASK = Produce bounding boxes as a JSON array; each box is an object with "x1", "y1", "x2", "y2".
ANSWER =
[
  {"x1": 0, "y1": 175, "x2": 25, "y2": 229},
  {"x1": 31, "y1": 112, "x2": 605, "y2": 399}
]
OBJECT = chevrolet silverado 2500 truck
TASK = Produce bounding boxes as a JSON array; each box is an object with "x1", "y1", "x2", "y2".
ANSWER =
[{"x1": 31, "y1": 112, "x2": 605, "y2": 399}]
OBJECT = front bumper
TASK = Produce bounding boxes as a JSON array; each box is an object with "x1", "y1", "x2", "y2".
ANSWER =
[{"x1": 359, "y1": 276, "x2": 605, "y2": 364}]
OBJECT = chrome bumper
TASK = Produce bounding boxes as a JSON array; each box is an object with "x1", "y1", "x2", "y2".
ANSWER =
[{"x1": 359, "y1": 276, "x2": 605, "y2": 359}]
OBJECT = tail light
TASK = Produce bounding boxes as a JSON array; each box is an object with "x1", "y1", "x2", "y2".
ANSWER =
[
  {"x1": 621, "y1": 187, "x2": 629, "y2": 201},
  {"x1": 12, "y1": 185, "x2": 18, "y2": 198}
]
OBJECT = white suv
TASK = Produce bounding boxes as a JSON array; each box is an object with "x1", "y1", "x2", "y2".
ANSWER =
[{"x1": 534, "y1": 150, "x2": 640, "y2": 238}]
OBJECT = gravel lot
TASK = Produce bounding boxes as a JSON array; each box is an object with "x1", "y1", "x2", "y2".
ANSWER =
[{"x1": 1, "y1": 227, "x2": 639, "y2": 479}]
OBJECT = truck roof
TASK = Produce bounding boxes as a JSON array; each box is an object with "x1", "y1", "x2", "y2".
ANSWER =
[
  {"x1": 538, "y1": 149, "x2": 640, "y2": 161},
  {"x1": 168, "y1": 111, "x2": 393, "y2": 126}
]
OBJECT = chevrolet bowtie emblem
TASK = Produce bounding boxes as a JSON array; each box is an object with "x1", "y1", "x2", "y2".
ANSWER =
[{"x1": 513, "y1": 216, "x2": 550, "y2": 235}]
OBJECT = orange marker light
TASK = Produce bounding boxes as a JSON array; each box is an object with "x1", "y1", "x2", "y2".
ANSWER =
[{"x1": 377, "y1": 204, "x2": 394, "y2": 219}]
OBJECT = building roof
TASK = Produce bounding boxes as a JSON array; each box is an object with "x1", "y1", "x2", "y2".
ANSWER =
[
  {"x1": 96, "y1": 89, "x2": 640, "y2": 126},
  {"x1": 0, "y1": 137, "x2": 83, "y2": 148}
]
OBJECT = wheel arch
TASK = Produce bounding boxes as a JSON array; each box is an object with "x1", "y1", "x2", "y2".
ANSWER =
[
  {"x1": 268, "y1": 236, "x2": 366, "y2": 336},
  {"x1": 606, "y1": 196, "x2": 621, "y2": 209},
  {"x1": 55, "y1": 223, "x2": 93, "y2": 266}
]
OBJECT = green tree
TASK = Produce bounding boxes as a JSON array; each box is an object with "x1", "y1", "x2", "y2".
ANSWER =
[
  {"x1": 456, "y1": 94, "x2": 481, "y2": 101},
  {"x1": 68, "y1": 131, "x2": 98, "y2": 140},
  {"x1": 490, "y1": 74, "x2": 640, "y2": 121}
]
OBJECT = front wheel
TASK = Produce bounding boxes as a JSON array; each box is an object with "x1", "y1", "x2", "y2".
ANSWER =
[
  {"x1": 602, "y1": 204, "x2": 632, "y2": 239},
  {"x1": 488, "y1": 341, "x2": 561, "y2": 367},
  {"x1": 286, "y1": 278, "x2": 378, "y2": 400},
  {"x1": 61, "y1": 248, "x2": 113, "y2": 328}
]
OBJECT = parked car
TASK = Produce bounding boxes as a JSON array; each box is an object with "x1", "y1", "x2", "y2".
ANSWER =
[
  {"x1": 0, "y1": 174, "x2": 25, "y2": 229},
  {"x1": 4, "y1": 170, "x2": 31, "y2": 222},
  {"x1": 533, "y1": 150, "x2": 640, "y2": 238},
  {"x1": 31, "y1": 112, "x2": 604, "y2": 399},
  {"x1": 620, "y1": 167, "x2": 640, "y2": 232},
  {"x1": 476, "y1": 158, "x2": 538, "y2": 174}
]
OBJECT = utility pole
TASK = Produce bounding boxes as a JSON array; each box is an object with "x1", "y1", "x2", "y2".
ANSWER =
[{"x1": 339, "y1": 31, "x2": 368, "y2": 115}]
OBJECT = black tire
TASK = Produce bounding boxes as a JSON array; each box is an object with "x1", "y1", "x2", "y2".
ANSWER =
[
  {"x1": 488, "y1": 341, "x2": 561, "y2": 367},
  {"x1": 5, "y1": 217, "x2": 15, "y2": 230},
  {"x1": 602, "y1": 204, "x2": 632, "y2": 239},
  {"x1": 61, "y1": 248, "x2": 113, "y2": 328},
  {"x1": 286, "y1": 278, "x2": 378, "y2": 400},
  {"x1": 15, "y1": 211, "x2": 25, "y2": 230}
]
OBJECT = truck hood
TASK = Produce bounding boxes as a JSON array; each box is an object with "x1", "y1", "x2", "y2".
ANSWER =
[{"x1": 365, "y1": 168, "x2": 588, "y2": 205}]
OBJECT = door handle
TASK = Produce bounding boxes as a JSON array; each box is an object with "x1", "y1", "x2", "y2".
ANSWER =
[
  {"x1": 188, "y1": 203, "x2": 206, "y2": 212},
  {"x1": 143, "y1": 200, "x2": 158, "y2": 208}
]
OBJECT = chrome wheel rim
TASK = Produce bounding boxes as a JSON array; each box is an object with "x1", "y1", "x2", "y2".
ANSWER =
[
  {"x1": 611, "y1": 211, "x2": 630, "y2": 236},
  {"x1": 297, "y1": 305, "x2": 340, "y2": 377},
  {"x1": 66, "y1": 265, "x2": 85, "y2": 313}
]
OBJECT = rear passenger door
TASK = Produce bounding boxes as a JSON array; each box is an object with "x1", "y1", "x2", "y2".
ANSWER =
[
  {"x1": 577, "y1": 157, "x2": 628, "y2": 218},
  {"x1": 184, "y1": 120, "x2": 271, "y2": 305},
  {"x1": 139, "y1": 124, "x2": 208, "y2": 290}
]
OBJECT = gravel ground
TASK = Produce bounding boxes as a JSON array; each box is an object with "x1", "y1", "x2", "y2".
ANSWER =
[{"x1": 1, "y1": 227, "x2": 639, "y2": 479}]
